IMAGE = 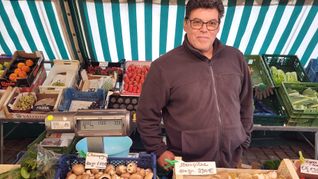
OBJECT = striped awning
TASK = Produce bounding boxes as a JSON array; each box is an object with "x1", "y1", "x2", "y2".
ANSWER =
[
  {"x1": 0, "y1": 0, "x2": 317, "y2": 66},
  {"x1": 0, "y1": 0, "x2": 76, "y2": 61}
]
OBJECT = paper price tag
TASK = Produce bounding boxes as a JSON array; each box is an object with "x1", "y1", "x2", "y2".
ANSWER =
[
  {"x1": 51, "y1": 121, "x2": 71, "y2": 130},
  {"x1": 175, "y1": 161, "x2": 216, "y2": 176},
  {"x1": 99, "y1": 62, "x2": 109, "y2": 69},
  {"x1": 85, "y1": 152, "x2": 108, "y2": 169},
  {"x1": 300, "y1": 159, "x2": 318, "y2": 175}
]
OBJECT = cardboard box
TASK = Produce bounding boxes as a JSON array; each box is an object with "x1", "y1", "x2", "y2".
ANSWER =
[
  {"x1": 0, "y1": 87, "x2": 13, "y2": 118},
  {"x1": 4, "y1": 87, "x2": 63, "y2": 119},
  {"x1": 39, "y1": 60, "x2": 79, "y2": 94},
  {"x1": 0, "y1": 51, "x2": 44, "y2": 89}
]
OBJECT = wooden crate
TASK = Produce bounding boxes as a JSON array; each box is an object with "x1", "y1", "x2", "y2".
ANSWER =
[
  {"x1": 173, "y1": 159, "x2": 299, "y2": 179},
  {"x1": 39, "y1": 60, "x2": 79, "y2": 94}
]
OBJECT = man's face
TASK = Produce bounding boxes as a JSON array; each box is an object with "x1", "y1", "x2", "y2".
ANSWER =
[{"x1": 184, "y1": 8, "x2": 220, "y2": 55}]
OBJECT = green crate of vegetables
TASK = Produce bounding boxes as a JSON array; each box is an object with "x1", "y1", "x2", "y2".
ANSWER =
[
  {"x1": 244, "y1": 55, "x2": 274, "y2": 88},
  {"x1": 262, "y1": 55, "x2": 309, "y2": 86},
  {"x1": 278, "y1": 82, "x2": 318, "y2": 126}
]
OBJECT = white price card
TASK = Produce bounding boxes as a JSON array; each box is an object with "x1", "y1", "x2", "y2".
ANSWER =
[
  {"x1": 175, "y1": 161, "x2": 216, "y2": 176},
  {"x1": 99, "y1": 62, "x2": 109, "y2": 68},
  {"x1": 300, "y1": 159, "x2": 318, "y2": 175},
  {"x1": 85, "y1": 152, "x2": 108, "y2": 169},
  {"x1": 51, "y1": 121, "x2": 71, "y2": 130}
]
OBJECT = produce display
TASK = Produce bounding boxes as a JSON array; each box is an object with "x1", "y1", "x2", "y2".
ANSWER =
[
  {"x1": 108, "y1": 95, "x2": 139, "y2": 111},
  {"x1": 0, "y1": 61, "x2": 10, "y2": 76},
  {"x1": 122, "y1": 63, "x2": 150, "y2": 95},
  {"x1": 210, "y1": 171, "x2": 285, "y2": 179},
  {"x1": 270, "y1": 66, "x2": 298, "y2": 85},
  {"x1": 287, "y1": 87, "x2": 318, "y2": 110},
  {"x1": 8, "y1": 59, "x2": 34, "y2": 82},
  {"x1": 13, "y1": 93, "x2": 37, "y2": 111},
  {"x1": 87, "y1": 65, "x2": 123, "y2": 77},
  {"x1": 66, "y1": 163, "x2": 154, "y2": 179}
]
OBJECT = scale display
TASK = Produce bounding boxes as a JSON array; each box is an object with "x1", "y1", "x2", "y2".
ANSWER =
[{"x1": 79, "y1": 119, "x2": 122, "y2": 131}]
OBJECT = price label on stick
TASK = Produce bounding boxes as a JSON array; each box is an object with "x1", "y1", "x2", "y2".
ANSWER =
[
  {"x1": 85, "y1": 152, "x2": 108, "y2": 169},
  {"x1": 300, "y1": 159, "x2": 318, "y2": 175},
  {"x1": 175, "y1": 161, "x2": 216, "y2": 175}
]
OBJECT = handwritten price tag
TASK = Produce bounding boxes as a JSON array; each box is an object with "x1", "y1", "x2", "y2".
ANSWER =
[
  {"x1": 300, "y1": 159, "x2": 318, "y2": 175},
  {"x1": 85, "y1": 152, "x2": 108, "y2": 169},
  {"x1": 175, "y1": 161, "x2": 216, "y2": 175}
]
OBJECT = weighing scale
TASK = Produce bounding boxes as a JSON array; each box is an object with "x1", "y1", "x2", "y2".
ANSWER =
[{"x1": 45, "y1": 109, "x2": 131, "y2": 153}]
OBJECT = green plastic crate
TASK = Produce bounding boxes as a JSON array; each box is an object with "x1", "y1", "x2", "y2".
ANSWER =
[
  {"x1": 253, "y1": 89, "x2": 287, "y2": 126},
  {"x1": 27, "y1": 131, "x2": 80, "y2": 154},
  {"x1": 262, "y1": 55, "x2": 309, "y2": 87},
  {"x1": 244, "y1": 55, "x2": 274, "y2": 88},
  {"x1": 278, "y1": 82, "x2": 318, "y2": 126},
  {"x1": 287, "y1": 118, "x2": 314, "y2": 127}
]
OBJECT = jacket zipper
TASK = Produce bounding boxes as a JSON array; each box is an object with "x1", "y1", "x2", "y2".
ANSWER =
[
  {"x1": 209, "y1": 63, "x2": 221, "y2": 124},
  {"x1": 209, "y1": 62, "x2": 222, "y2": 162}
]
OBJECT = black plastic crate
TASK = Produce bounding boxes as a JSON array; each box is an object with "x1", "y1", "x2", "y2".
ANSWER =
[
  {"x1": 107, "y1": 94, "x2": 139, "y2": 111},
  {"x1": 262, "y1": 54, "x2": 309, "y2": 86}
]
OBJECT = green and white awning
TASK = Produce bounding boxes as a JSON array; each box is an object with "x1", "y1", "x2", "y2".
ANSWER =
[
  {"x1": 0, "y1": 0, "x2": 317, "y2": 66},
  {"x1": 0, "y1": 0, "x2": 73, "y2": 61}
]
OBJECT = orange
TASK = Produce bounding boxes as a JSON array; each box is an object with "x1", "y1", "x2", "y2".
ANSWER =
[
  {"x1": 25, "y1": 60, "x2": 34, "y2": 67},
  {"x1": 21, "y1": 66, "x2": 30, "y2": 73},
  {"x1": 14, "y1": 68, "x2": 22, "y2": 75},
  {"x1": 9, "y1": 73, "x2": 17, "y2": 81},
  {"x1": 18, "y1": 71, "x2": 27, "y2": 78},
  {"x1": 17, "y1": 62, "x2": 25, "y2": 68}
]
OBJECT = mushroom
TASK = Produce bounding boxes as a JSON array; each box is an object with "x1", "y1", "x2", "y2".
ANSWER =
[
  {"x1": 116, "y1": 165, "x2": 127, "y2": 175},
  {"x1": 76, "y1": 175, "x2": 83, "y2": 179},
  {"x1": 104, "y1": 164, "x2": 115, "y2": 174},
  {"x1": 86, "y1": 170, "x2": 92, "y2": 175},
  {"x1": 91, "y1": 169, "x2": 100, "y2": 175},
  {"x1": 111, "y1": 174, "x2": 121, "y2": 179},
  {"x1": 98, "y1": 174, "x2": 111, "y2": 179},
  {"x1": 145, "y1": 169, "x2": 152, "y2": 176},
  {"x1": 144, "y1": 172, "x2": 153, "y2": 179},
  {"x1": 66, "y1": 173, "x2": 77, "y2": 179},
  {"x1": 129, "y1": 173, "x2": 143, "y2": 179},
  {"x1": 120, "y1": 173, "x2": 131, "y2": 179},
  {"x1": 67, "y1": 171, "x2": 73, "y2": 177},
  {"x1": 72, "y1": 164, "x2": 85, "y2": 175},
  {"x1": 82, "y1": 174, "x2": 90, "y2": 179},
  {"x1": 95, "y1": 172, "x2": 104, "y2": 178},
  {"x1": 137, "y1": 169, "x2": 145, "y2": 177},
  {"x1": 126, "y1": 163, "x2": 137, "y2": 174}
]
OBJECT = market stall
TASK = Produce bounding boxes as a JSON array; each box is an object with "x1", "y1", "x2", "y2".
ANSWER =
[{"x1": 0, "y1": 0, "x2": 317, "y2": 179}]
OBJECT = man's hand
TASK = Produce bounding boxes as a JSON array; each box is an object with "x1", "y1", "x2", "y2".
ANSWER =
[{"x1": 157, "y1": 150, "x2": 175, "y2": 171}]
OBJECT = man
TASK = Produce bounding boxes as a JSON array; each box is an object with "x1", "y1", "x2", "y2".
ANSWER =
[{"x1": 136, "y1": 0, "x2": 253, "y2": 169}]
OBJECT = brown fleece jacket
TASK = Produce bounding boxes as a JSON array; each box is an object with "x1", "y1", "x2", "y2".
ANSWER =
[{"x1": 136, "y1": 36, "x2": 253, "y2": 168}]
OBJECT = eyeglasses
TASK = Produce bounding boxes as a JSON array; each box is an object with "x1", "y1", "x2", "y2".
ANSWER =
[{"x1": 187, "y1": 18, "x2": 220, "y2": 31}]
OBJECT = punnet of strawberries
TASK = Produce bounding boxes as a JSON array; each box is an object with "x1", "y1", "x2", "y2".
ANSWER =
[{"x1": 123, "y1": 64, "x2": 150, "y2": 94}]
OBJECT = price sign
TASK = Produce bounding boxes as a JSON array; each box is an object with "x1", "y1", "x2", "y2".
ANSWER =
[
  {"x1": 51, "y1": 121, "x2": 71, "y2": 130},
  {"x1": 300, "y1": 159, "x2": 318, "y2": 175},
  {"x1": 99, "y1": 62, "x2": 109, "y2": 68},
  {"x1": 85, "y1": 152, "x2": 108, "y2": 169},
  {"x1": 175, "y1": 161, "x2": 216, "y2": 176}
]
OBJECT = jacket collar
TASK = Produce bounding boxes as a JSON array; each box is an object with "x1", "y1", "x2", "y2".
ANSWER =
[{"x1": 183, "y1": 34, "x2": 224, "y2": 61}]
